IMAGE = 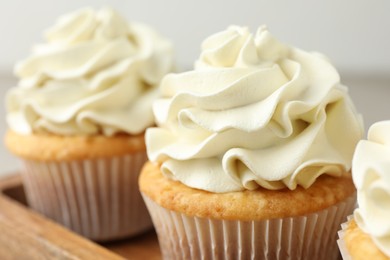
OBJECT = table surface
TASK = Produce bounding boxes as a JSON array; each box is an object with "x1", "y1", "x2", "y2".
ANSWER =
[{"x1": 0, "y1": 173, "x2": 162, "y2": 259}]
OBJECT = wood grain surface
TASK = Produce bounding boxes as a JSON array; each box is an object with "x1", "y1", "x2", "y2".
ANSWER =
[{"x1": 0, "y1": 174, "x2": 161, "y2": 260}]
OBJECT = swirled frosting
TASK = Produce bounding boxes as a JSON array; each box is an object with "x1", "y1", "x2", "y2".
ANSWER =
[
  {"x1": 354, "y1": 121, "x2": 390, "y2": 257},
  {"x1": 146, "y1": 25, "x2": 363, "y2": 192},
  {"x1": 6, "y1": 7, "x2": 174, "y2": 136}
]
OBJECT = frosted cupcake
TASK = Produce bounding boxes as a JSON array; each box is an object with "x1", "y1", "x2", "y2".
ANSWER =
[
  {"x1": 5, "y1": 7, "x2": 174, "y2": 241},
  {"x1": 140, "y1": 25, "x2": 363, "y2": 259},
  {"x1": 338, "y1": 121, "x2": 390, "y2": 259}
]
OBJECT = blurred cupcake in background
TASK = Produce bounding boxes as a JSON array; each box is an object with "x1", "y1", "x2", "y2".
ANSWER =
[
  {"x1": 338, "y1": 121, "x2": 390, "y2": 260},
  {"x1": 5, "y1": 7, "x2": 174, "y2": 241},
  {"x1": 140, "y1": 25, "x2": 363, "y2": 259}
]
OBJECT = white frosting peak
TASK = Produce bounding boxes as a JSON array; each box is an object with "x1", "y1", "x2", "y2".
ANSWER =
[
  {"x1": 7, "y1": 7, "x2": 174, "y2": 136},
  {"x1": 196, "y1": 25, "x2": 288, "y2": 69},
  {"x1": 146, "y1": 25, "x2": 363, "y2": 192},
  {"x1": 354, "y1": 121, "x2": 390, "y2": 257}
]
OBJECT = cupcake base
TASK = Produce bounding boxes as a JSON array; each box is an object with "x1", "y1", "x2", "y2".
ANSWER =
[
  {"x1": 143, "y1": 193, "x2": 356, "y2": 260},
  {"x1": 21, "y1": 153, "x2": 152, "y2": 241},
  {"x1": 338, "y1": 217, "x2": 389, "y2": 260},
  {"x1": 139, "y1": 161, "x2": 357, "y2": 259}
]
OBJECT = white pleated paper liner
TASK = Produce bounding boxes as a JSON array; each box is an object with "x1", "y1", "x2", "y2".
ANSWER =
[
  {"x1": 142, "y1": 192, "x2": 356, "y2": 260},
  {"x1": 20, "y1": 152, "x2": 152, "y2": 242},
  {"x1": 337, "y1": 215, "x2": 354, "y2": 260}
]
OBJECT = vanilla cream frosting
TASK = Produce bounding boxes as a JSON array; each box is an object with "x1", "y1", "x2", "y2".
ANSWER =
[
  {"x1": 6, "y1": 7, "x2": 174, "y2": 136},
  {"x1": 354, "y1": 121, "x2": 390, "y2": 257},
  {"x1": 146, "y1": 25, "x2": 363, "y2": 192}
]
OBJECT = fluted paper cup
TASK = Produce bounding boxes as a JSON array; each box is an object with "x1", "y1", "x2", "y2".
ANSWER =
[
  {"x1": 20, "y1": 152, "x2": 152, "y2": 241},
  {"x1": 142, "y1": 193, "x2": 356, "y2": 260}
]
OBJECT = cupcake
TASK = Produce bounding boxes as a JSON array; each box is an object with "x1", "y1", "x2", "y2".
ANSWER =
[
  {"x1": 5, "y1": 7, "x2": 174, "y2": 241},
  {"x1": 140, "y1": 25, "x2": 363, "y2": 259},
  {"x1": 338, "y1": 121, "x2": 390, "y2": 259}
]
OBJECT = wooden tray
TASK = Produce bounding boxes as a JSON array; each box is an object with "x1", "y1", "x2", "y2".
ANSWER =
[{"x1": 0, "y1": 174, "x2": 161, "y2": 259}]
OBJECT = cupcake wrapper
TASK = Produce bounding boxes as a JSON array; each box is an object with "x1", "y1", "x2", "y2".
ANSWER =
[
  {"x1": 142, "y1": 193, "x2": 356, "y2": 260},
  {"x1": 337, "y1": 215, "x2": 354, "y2": 260},
  {"x1": 20, "y1": 152, "x2": 152, "y2": 241}
]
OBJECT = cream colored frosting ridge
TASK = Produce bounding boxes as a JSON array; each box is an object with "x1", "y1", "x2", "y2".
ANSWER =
[
  {"x1": 146, "y1": 25, "x2": 363, "y2": 192},
  {"x1": 6, "y1": 7, "x2": 173, "y2": 136},
  {"x1": 354, "y1": 121, "x2": 390, "y2": 257}
]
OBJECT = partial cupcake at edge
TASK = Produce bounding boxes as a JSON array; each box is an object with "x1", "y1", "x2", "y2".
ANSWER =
[
  {"x1": 4, "y1": 7, "x2": 174, "y2": 241},
  {"x1": 338, "y1": 120, "x2": 390, "y2": 260},
  {"x1": 139, "y1": 25, "x2": 364, "y2": 259}
]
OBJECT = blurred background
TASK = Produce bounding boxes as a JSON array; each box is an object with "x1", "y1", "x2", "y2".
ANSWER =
[{"x1": 0, "y1": 0, "x2": 389, "y2": 175}]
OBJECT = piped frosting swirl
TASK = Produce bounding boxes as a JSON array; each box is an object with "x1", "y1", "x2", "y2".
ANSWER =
[
  {"x1": 7, "y1": 7, "x2": 174, "y2": 136},
  {"x1": 146, "y1": 25, "x2": 363, "y2": 192}
]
